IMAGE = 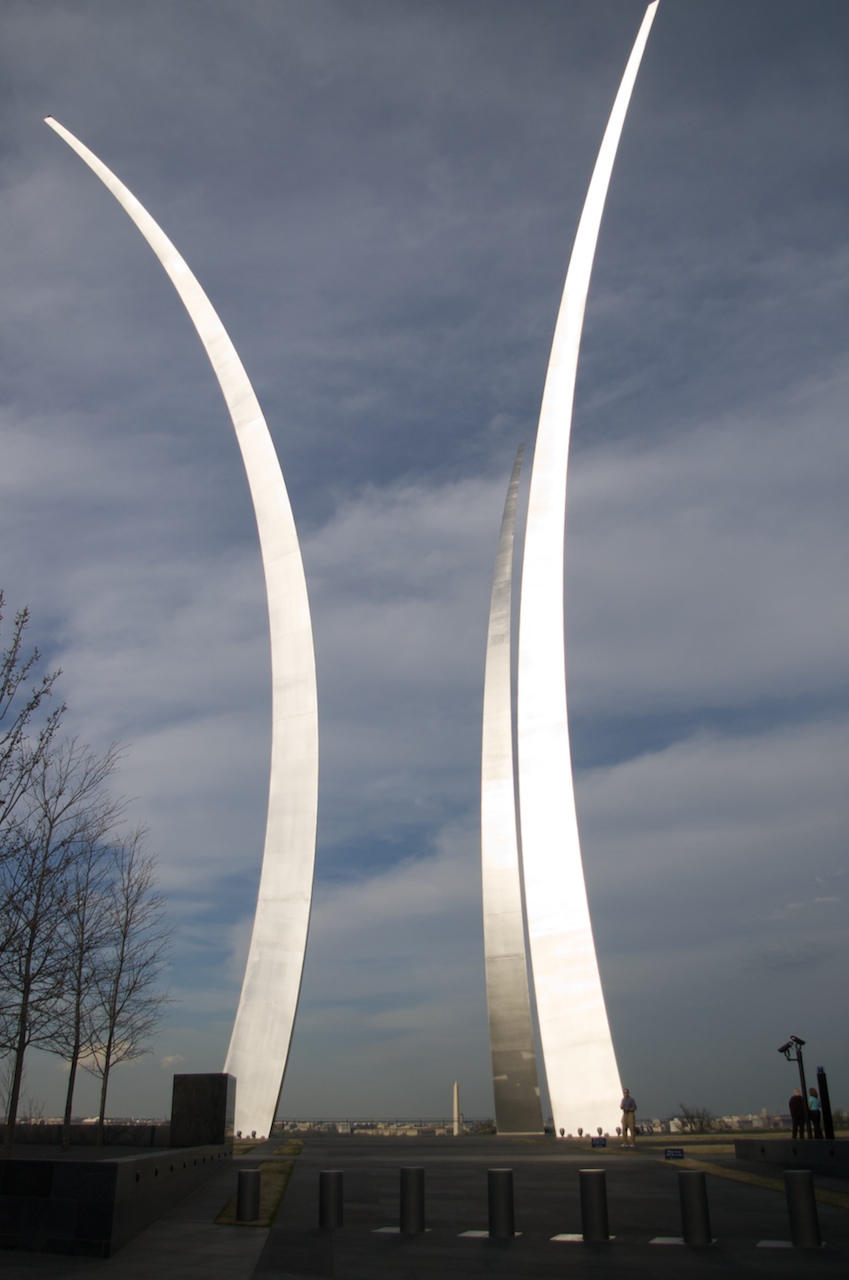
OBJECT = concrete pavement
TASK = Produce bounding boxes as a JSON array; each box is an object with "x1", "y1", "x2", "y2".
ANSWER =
[{"x1": 3, "y1": 1132, "x2": 849, "y2": 1277}]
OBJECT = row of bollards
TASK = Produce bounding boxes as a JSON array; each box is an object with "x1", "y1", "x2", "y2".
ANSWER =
[{"x1": 311, "y1": 1165, "x2": 823, "y2": 1248}]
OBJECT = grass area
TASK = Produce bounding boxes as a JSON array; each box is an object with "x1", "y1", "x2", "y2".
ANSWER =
[
  {"x1": 216, "y1": 1160, "x2": 295, "y2": 1227},
  {"x1": 216, "y1": 1141, "x2": 304, "y2": 1227}
]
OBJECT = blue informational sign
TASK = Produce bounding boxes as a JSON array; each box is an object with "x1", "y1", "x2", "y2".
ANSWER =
[
  {"x1": 591, "y1": 1137, "x2": 607, "y2": 1148},
  {"x1": 664, "y1": 1148, "x2": 685, "y2": 1159}
]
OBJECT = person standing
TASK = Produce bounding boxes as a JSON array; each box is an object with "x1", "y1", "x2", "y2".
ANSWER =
[
  {"x1": 620, "y1": 1088, "x2": 637, "y2": 1146},
  {"x1": 789, "y1": 1088, "x2": 805, "y2": 1140},
  {"x1": 808, "y1": 1087, "x2": 823, "y2": 1139}
]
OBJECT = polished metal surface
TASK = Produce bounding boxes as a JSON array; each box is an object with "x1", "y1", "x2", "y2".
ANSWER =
[
  {"x1": 515, "y1": 4, "x2": 658, "y2": 1137},
  {"x1": 481, "y1": 446, "x2": 544, "y2": 1135},
  {"x1": 47, "y1": 118, "x2": 319, "y2": 1140}
]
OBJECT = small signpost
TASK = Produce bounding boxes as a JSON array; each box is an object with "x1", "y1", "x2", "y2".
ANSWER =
[
  {"x1": 591, "y1": 1137, "x2": 607, "y2": 1148},
  {"x1": 664, "y1": 1147, "x2": 685, "y2": 1160}
]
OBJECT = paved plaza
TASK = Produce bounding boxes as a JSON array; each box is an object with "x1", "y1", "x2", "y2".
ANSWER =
[{"x1": 3, "y1": 1132, "x2": 849, "y2": 1278}]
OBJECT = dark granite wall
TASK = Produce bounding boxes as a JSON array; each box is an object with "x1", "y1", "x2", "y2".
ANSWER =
[
  {"x1": 0, "y1": 1145, "x2": 232, "y2": 1257},
  {"x1": 735, "y1": 1137, "x2": 849, "y2": 1178}
]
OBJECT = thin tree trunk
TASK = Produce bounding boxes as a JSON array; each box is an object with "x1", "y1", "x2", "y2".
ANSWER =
[
  {"x1": 3, "y1": 918, "x2": 37, "y2": 1158},
  {"x1": 60, "y1": 961, "x2": 85, "y2": 1151},
  {"x1": 96, "y1": 1024, "x2": 115, "y2": 1147},
  {"x1": 61, "y1": 1047, "x2": 80, "y2": 1151},
  {"x1": 96, "y1": 1058, "x2": 111, "y2": 1146},
  {"x1": 3, "y1": 1001, "x2": 30, "y2": 1157}
]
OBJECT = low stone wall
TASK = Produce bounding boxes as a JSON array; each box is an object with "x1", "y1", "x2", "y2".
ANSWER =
[
  {"x1": 0, "y1": 1144, "x2": 232, "y2": 1257},
  {"x1": 735, "y1": 1137, "x2": 849, "y2": 1178},
  {"x1": 0, "y1": 1123, "x2": 171, "y2": 1148}
]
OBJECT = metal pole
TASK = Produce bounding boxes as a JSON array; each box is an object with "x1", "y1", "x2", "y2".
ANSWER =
[
  {"x1": 319, "y1": 1170, "x2": 344, "y2": 1229},
  {"x1": 678, "y1": 1170, "x2": 712, "y2": 1246},
  {"x1": 400, "y1": 1166, "x2": 425, "y2": 1234},
  {"x1": 817, "y1": 1067, "x2": 834, "y2": 1141},
  {"x1": 796, "y1": 1049, "x2": 812, "y2": 1139},
  {"x1": 236, "y1": 1168, "x2": 262, "y2": 1222},
  {"x1": 487, "y1": 1168, "x2": 515, "y2": 1238},
  {"x1": 784, "y1": 1169, "x2": 821, "y2": 1248},
  {"x1": 579, "y1": 1169, "x2": 609, "y2": 1242}
]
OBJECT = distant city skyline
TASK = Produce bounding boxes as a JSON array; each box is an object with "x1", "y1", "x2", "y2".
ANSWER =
[{"x1": 1, "y1": 0, "x2": 848, "y2": 1123}]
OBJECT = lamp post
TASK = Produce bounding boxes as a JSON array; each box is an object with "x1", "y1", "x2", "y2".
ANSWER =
[{"x1": 778, "y1": 1037, "x2": 811, "y2": 1140}]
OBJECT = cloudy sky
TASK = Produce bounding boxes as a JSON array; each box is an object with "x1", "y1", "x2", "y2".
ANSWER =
[{"x1": 2, "y1": 0, "x2": 848, "y2": 1125}]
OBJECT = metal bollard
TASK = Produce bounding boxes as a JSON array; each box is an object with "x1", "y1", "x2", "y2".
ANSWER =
[
  {"x1": 678, "y1": 1170, "x2": 712, "y2": 1246},
  {"x1": 579, "y1": 1169, "x2": 609, "y2": 1242},
  {"x1": 400, "y1": 1166, "x2": 425, "y2": 1234},
  {"x1": 487, "y1": 1168, "x2": 515, "y2": 1238},
  {"x1": 319, "y1": 1169, "x2": 344, "y2": 1230},
  {"x1": 784, "y1": 1169, "x2": 821, "y2": 1248},
  {"x1": 236, "y1": 1168, "x2": 262, "y2": 1221}
]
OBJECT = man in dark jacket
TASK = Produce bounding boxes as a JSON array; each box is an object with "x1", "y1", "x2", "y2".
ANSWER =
[{"x1": 789, "y1": 1088, "x2": 806, "y2": 1139}]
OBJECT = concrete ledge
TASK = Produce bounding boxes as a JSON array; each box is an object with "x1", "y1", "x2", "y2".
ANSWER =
[
  {"x1": 735, "y1": 1138, "x2": 849, "y2": 1178},
  {"x1": 0, "y1": 1123, "x2": 170, "y2": 1148},
  {"x1": 0, "y1": 1144, "x2": 232, "y2": 1257}
]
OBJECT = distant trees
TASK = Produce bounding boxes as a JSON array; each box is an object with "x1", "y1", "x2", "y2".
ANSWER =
[
  {"x1": 677, "y1": 1103, "x2": 715, "y2": 1133},
  {"x1": 0, "y1": 593, "x2": 171, "y2": 1151}
]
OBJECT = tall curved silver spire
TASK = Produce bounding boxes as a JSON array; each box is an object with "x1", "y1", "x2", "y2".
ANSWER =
[
  {"x1": 481, "y1": 446, "x2": 543, "y2": 1134},
  {"x1": 46, "y1": 117, "x2": 319, "y2": 1139},
  {"x1": 516, "y1": 3, "x2": 659, "y2": 1137}
]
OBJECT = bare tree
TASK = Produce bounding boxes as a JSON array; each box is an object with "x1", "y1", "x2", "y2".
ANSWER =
[
  {"x1": 0, "y1": 598, "x2": 172, "y2": 1150},
  {"x1": 83, "y1": 832, "x2": 170, "y2": 1143},
  {"x1": 0, "y1": 1053, "x2": 18, "y2": 1117},
  {"x1": 677, "y1": 1103, "x2": 715, "y2": 1134},
  {"x1": 0, "y1": 1054, "x2": 43, "y2": 1125},
  {"x1": 0, "y1": 592, "x2": 64, "y2": 842},
  {"x1": 43, "y1": 832, "x2": 114, "y2": 1149},
  {"x1": 0, "y1": 739, "x2": 123, "y2": 1154}
]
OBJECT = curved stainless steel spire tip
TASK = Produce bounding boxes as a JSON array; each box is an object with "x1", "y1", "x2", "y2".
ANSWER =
[
  {"x1": 516, "y1": 3, "x2": 659, "y2": 1138},
  {"x1": 46, "y1": 117, "x2": 319, "y2": 1139},
  {"x1": 481, "y1": 445, "x2": 544, "y2": 1134}
]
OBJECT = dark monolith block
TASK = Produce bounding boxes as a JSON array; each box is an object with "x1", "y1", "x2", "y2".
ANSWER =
[{"x1": 170, "y1": 1073, "x2": 235, "y2": 1147}]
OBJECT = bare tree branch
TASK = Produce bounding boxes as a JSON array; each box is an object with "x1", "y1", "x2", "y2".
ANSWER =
[{"x1": 0, "y1": 591, "x2": 64, "y2": 838}]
